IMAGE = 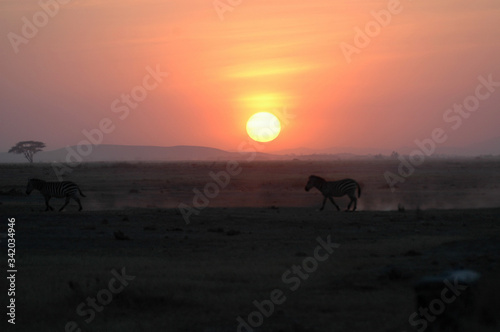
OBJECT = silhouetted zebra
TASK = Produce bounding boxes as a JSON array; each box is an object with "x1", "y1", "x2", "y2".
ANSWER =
[
  {"x1": 305, "y1": 175, "x2": 361, "y2": 211},
  {"x1": 26, "y1": 178, "x2": 86, "y2": 211}
]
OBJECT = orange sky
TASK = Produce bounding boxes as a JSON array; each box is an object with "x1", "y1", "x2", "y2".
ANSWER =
[{"x1": 1, "y1": 0, "x2": 499, "y2": 153}]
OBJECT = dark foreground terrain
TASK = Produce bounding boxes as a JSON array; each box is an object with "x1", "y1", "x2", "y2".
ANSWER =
[{"x1": 1, "y1": 160, "x2": 499, "y2": 331}]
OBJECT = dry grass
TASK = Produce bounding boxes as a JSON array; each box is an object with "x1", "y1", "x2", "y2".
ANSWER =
[{"x1": 0, "y1": 160, "x2": 499, "y2": 331}]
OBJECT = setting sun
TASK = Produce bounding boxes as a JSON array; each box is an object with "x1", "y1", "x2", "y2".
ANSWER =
[{"x1": 246, "y1": 112, "x2": 281, "y2": 143}]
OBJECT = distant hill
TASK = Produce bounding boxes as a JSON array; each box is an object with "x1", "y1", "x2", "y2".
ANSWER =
[
  {"x1": 395, "y1": 136, "x2": 500, "y2": 157},
  {"x1": 274, "y1": 137, "x2": 500, "y2": 157},
  {"x1": 0, "y1": 145, "x2": 286, "y2": 163},
  {"x1": 274, "y1": 146, "x2": 393, "y2": 156},
  {"x1": 1, "y1": 137, "x2": 499, "y2": 163},
  {"x1": 467, "y1": 136, "x2": 500, "y2": 155}
]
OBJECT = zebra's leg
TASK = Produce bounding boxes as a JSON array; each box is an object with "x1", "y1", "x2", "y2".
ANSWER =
[
  {"x1": 347, "y1": 195, "x2": 357, "y2": 212},
  {"x1": 73, "y1": 196, "x2": 83, "y2": 211},
  {"x1": 59, "y1": 197, "x2": 71, "y2": 212},
  {"x1": 328, "y1": 197, "x2": 340, "y2": 211},
  {"x1": 320, "y1": 197, "x2": 327, "y2": 211},
  {"x1": 44, "y1": 195, "x2": 53, "y2": 211},
  {"x1": 346, "y1": 196, "x2": 353, "y2": 211}
]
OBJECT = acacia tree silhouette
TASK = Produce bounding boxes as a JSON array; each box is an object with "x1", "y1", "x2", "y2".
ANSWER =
[{"x1": 8, "y1": 141, "x2": 46, "y2": 163}]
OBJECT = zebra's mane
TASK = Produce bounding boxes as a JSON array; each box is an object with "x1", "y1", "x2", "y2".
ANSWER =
[
  {"x1": 309, "y1": 175, "x2": 326, "y2": 182},
  {"x1": 28, "y1": 178, "x2": 46, "y2": 187}
]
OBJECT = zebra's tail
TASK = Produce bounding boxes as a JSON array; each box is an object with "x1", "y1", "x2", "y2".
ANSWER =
[
  {"x1": 357, "y1": 182, "x2": 361, "y2": 198},
  {"x1": 78, "y1": 187, "x2": 86, "y2": 197}
]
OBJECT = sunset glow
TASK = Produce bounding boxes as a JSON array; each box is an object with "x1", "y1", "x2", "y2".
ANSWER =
[
  {"x1": 1, "y1": 0, "x2": 499, "y2": 154},
  {"x1": 2, "y1": 2, "x2": 500, "y2": 329}
]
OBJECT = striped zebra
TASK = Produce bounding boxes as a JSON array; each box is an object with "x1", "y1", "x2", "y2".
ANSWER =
[
  {"x1": 305, "y1": 175, "x2": 361, "y2": 211},
  {"x1": 26, "y1": 178, "x2": 86, "y2": 211}
]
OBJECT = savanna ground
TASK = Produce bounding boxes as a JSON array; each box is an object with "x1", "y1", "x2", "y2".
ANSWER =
[{"x1": 0, "y1": 159, "x2": 500, "y2": 332}]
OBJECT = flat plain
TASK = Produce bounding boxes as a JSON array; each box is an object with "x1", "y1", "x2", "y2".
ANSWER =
[{"x1": 1, "y1": 159, "x2": 499, "y2": 331}]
